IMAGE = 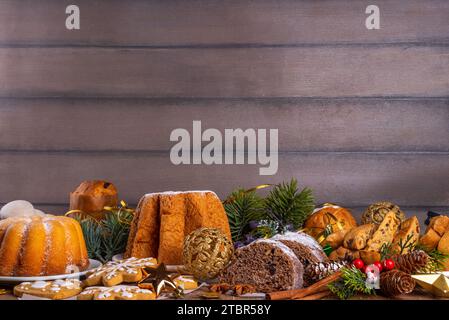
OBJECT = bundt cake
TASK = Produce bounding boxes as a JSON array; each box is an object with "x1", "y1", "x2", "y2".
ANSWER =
[
  {"x1": 125, "y1": 191, "x2": 232, "y2": 265},
  {"x1": 0, "y1": 215, "x2": 89, "y2": 276}
]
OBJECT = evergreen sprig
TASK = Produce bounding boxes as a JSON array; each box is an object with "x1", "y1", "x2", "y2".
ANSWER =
[
  {"x1": 224, "y1": 189, "x2": 265, "y2": 243},
  {"x1": 73, "y1": 206, "x2": 134, "y2": 263},
  {"x1": 328, "y1": 267, "x2": 375, "y2": 300},
  {"x1": 224, "y1": 178, "x2": 315, "y2": 243},
  {"x1": 264, "y1": 179, "x2": 314, "y2": 232}
]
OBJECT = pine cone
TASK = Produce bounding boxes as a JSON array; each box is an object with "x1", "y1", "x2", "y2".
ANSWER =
[
  {"x1": 304, "y1": 260, "x2": 349, "y2": 285},
  {"x1": 394, "y1": 250, "x2": 429, "y2": 274},
  {"x1": 380, "y1": 270, "x2": 415, "y2": 296},
  {"x1": 362, "y1": 201, "x2": 405, "y2": 225}
]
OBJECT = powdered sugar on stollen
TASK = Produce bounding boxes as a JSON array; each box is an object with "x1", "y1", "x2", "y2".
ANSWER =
[{"x1": 272, "y1": 232, "x2": 324, "y2": 256}]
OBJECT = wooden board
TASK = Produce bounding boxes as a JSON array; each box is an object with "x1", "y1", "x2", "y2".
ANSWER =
[
  {"x1": 0, "y1": 0, "x2": 448, "y2": 46},
  {"x1": 1, "y1": 46, "x2": 449, "y2": 98},
  {"x1": 0, "y1": 98, "x2": 448, "y2": 152},
  {"x1": 0, "y1": 151, "x2": 447, "y2": 206}
]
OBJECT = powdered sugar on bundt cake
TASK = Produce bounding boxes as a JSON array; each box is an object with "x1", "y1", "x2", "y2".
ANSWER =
[
  {"x1": 219, "y1": 239, "x2": 304, "y2": 293},
  {"x1": 0, "y1": 215, "x2": 89, "y2": 276}
]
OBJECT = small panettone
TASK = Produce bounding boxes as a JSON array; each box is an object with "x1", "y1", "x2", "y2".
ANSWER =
[
  {"x1": 69, "y1": 180, "x2": 118, "y2": 220},
  {"x1": 303, "y1": 204, "x2": 357, "y2": 249},
  {"x1": 362, "y1": 201, "x2": 405, "y2": 225}
]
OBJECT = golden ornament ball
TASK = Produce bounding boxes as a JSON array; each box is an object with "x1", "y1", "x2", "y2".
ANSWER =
[
  {"x1": 361, "y1": 201, "x2": 405, "y2": 225},
  {"x1": 183, "y1": 227, "x2": 234, "y2": 280}
]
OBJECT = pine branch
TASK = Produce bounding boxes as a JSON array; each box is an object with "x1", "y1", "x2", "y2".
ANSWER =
[
  {"x1": 264, "y1": 178, "x2": 315, "y2": 232},
  {"x1": 328, "y1": 267, "x2": 375, "y2": 300},
  {"x1": 72, "y1": 206, "x2": 134, "y2": 263},
  {"x1": 224, "y1": 189, "x2": 265, "y2": 242},
  {"x1": 78, "y1": 218, "x2": 105, "y2": 263},
  {"x1": 101, "y1": 209, "x2": 133, "y2": 262}
]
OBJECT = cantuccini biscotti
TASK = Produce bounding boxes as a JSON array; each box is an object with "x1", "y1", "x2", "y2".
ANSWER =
[{"x1": 366, "y1": 210, "x2": 400, "y2": 252}]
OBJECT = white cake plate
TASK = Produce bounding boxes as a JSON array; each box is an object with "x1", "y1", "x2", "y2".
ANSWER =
[{"x1": 0, "y1": 259, "x2": 101, "y2": 285}]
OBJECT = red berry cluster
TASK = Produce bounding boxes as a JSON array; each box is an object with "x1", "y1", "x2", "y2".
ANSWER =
[{"x1": 352, "y1": 258, "x2": 395, "y2": 274}]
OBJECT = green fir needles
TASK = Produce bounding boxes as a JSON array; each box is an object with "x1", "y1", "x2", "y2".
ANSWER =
[{"x1": 224, "y1": 178, "x2": 315, "y2": 243}]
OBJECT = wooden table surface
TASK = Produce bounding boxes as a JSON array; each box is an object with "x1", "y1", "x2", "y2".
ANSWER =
[{"x1": 0, "y1": 286, "x2": 447, "y2": 301}]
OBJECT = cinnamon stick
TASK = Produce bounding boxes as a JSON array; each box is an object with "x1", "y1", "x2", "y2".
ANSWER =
[
  {"x1": 266, "y1": 271, "x2": 341, "y2": 300},
  {"x1": 293, "y1": 290, "x2": 332, "y2": 300}
]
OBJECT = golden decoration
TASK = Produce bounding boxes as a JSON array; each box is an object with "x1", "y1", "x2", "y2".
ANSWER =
[
  {"x1": 183, "y1": 228, "x2": 234, "y2": 280},
  {"x1": 65, "y1": 200, "x2": 135, "y2": 225},
  {"x1": 138, "y1": 263, "x2": 183, "y2": 298},
  {"x1": 0, "y1": 288, "x2": 9, "y2": 295},
  {"x1": 412, "y1": 273, "x2": 449, "y2": 298}
]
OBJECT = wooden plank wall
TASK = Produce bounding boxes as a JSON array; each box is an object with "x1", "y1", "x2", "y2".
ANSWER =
[{"x1": 0, "y1": 0, "x2": 448, "y2": 225}]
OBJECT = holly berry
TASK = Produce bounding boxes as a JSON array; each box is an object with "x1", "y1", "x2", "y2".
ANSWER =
[
  {"x1": 382, "y1": 259, "x2": 395, "y2": 271},
  {"x1": 373, "y1": 261, "x2": 383, "y2": 272},
  {"x1": 352, "y1": 258, "x2": 365, "y2": 270}
]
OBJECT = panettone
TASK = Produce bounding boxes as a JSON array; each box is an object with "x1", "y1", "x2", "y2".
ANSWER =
[
  {"x1": 125, "y1": 191, "x2": 232, "y2": 265},
  {"x1": 70, "y1": 180, "x2": 118, "y2": 220},
  {"x1": 303, "y1": 204, "x2": 357, "y2": 249}
]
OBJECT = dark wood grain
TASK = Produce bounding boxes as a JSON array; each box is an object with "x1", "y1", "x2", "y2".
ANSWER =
[
  {"x1": 0, "y1": 0, "x2": 448, "y2": 46},
  {"x1": 1, "y1": 46, "x2": 449, "y2": 98},
  {"x1": 0, "y1": 98, "x2": 448, "y2": 152},
  {"x1": 0, "y1": 151, "x2": 447, "y2": 206}
]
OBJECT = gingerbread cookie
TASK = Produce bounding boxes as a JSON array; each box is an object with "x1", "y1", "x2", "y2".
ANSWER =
[
  {"x1": 14, "y1": 279, "x2": 82, "y2": 300},
  {"x1": 83, "y1": 257, "x2": 157, "y2": 287},
  {"x1": 77, "y1": 286, "x2": 156, "y2": 300},
  {"x1": 173, "y1": 275, "x2": 198, "y2": 290}
]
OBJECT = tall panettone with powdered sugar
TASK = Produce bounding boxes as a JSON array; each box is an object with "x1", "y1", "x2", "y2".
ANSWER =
[
  {"x1": 125, "y1": 190, "x2": 232, "y2": 265},
  {"x1": 220, "y1": 232, "x2": 328, "y2": 292}
]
